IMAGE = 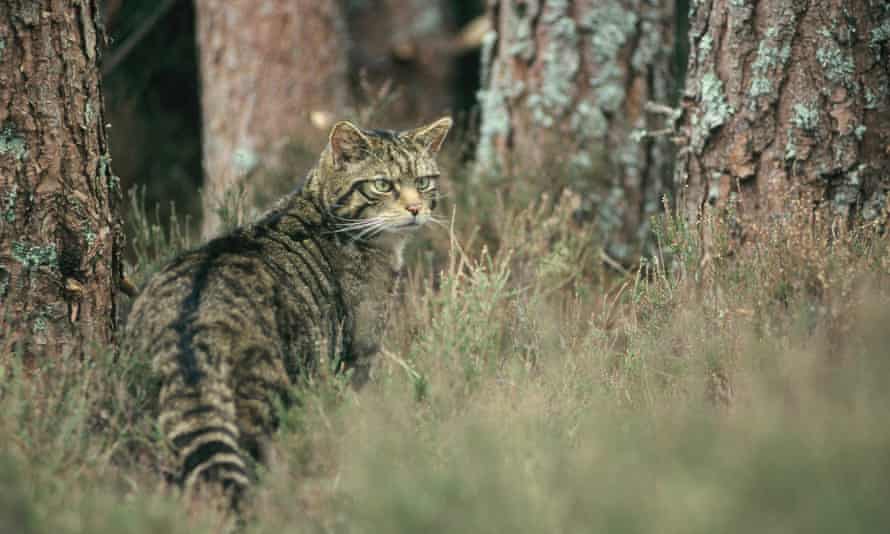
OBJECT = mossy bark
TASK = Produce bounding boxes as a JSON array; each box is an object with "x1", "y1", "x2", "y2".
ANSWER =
[
  {"x1": 346, "y1": 0, "x2": 456, "y2": 128},
  {"x1": 676, "y1": 0, "x2": 890, "y2": 241},
  {"x1": 476, "y1": 0, "x2": 676, "y2": 263},
  {"x1": 0, "y1": 0, "x2": 122, "y2": 357},
  {"x1": 195, "y1": 0, "x2": 352, "y2": 237}
]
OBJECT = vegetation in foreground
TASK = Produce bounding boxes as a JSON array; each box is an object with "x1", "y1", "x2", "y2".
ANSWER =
[{"x1": 2, "y1": 157, "x2": 889, "y2": 532}]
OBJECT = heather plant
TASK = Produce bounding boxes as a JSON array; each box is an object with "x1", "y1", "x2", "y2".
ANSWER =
[{"x1": 2, "y1": 147, "x2": 890, "y2": 531}]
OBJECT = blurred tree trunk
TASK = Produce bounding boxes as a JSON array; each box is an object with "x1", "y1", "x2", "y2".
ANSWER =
[
  {"x1": 475, "y1": 0, "x2": 676, "y2": 263},
  {"x1": 346, "y1": 0, "x2": 456, "y2": 128},
  {"x1": 676, "y1": 0, "x2": 890, "y2": 248},
  {"x1": 0, "y1": 1, "x2": 122, "y2": 357},
  {"x1": 195, "y1": 0, "x2": 352, "y2": 237}
]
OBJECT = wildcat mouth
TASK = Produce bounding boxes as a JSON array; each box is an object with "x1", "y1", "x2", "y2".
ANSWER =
[
  {"x1": 392, "y1": 221, "x2": 422, "y2": 230},
  {"x1": 386, "y1": 217, "x2": 426, "y2": 231}
]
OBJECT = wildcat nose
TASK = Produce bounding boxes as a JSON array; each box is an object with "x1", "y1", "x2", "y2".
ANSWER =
[{"x1": 406, "y1": 204, "x2": 421, "y2": 216}]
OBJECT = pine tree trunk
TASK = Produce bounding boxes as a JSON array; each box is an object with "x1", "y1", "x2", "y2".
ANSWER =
[
  {"x1": 195, "y1": 0, "x2": 352, "y2": 237},
  {"x1": 676, "y1": 0, "x2": 890, "y2": 239},
  {"x1": 0, "y1": 0, "x2": 122, "y2": 357},
  {"x1": 476, "y1": 0, "x2": 676, "y2": 263},
  {"x1": 346, "y1": 0, "x2": 456, "y2": 127}
]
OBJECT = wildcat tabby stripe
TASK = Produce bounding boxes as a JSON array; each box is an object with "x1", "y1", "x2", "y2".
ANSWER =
[{"x1": 122, "y1": 117, "x2": 451, "y2": 508}]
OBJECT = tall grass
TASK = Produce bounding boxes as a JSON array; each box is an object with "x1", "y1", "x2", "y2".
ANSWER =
[{"x1": 2, "y1": 153, "x2": 890, "y2": 532}]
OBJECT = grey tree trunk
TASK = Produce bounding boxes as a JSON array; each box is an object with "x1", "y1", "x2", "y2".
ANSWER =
[
  {"x1": 676, "y1": 0, "x2": 890, "y2": 241},
  {"x1": 195, "y1": 0, "x2": 352, "y2": 237},
  {"x1": 0, "y1": 0, "x2": 122, "y2": 357},
  {"x1": 475, "y1": 0, "x2": 676, "y2": 263}
]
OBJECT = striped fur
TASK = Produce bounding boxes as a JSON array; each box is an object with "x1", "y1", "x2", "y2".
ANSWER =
[{"x1": 123, "y1": 118, "x2": 452, "y2": 503}]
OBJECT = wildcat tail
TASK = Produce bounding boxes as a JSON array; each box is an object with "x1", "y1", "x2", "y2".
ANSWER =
[{"x1": 158, "y1": 369, "x2": 251, "y2": 500}]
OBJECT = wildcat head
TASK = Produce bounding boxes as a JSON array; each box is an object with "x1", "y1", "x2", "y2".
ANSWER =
[{"x1": 308, "y1": 117, "x2": 452, "y2": 241}]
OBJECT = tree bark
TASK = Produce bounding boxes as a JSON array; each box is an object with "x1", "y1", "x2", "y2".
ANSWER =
[
  {"x1": 346, "y1": 0, "x2": 456, "y2": 128},
  {"x1": 676, "y1": 0, "x2": 890, "y2": 239},
  {"x1": 0, "y1": 0, "x2": 122, "y2": 357},
  {"x1": 195, "y1": 0, "x2": 352, "y2": 237},
  {"x1": 475, "y1": 0, "x2": 676, "y2": 263}
]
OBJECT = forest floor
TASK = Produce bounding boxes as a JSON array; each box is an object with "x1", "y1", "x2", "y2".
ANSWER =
[{"x1": 3, "y1": 149, "x2": 890, "y2": 533}]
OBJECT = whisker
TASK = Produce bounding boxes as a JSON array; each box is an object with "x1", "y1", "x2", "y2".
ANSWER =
[
  {"x1": 325, "y1": 216, "x2": 388, "y2": 237},
  {"x1": 352, "y1": 220, "x2": 387, "y2": 242}
]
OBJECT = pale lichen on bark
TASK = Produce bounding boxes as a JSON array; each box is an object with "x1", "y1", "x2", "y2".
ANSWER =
[
  {"x1": 677, "y1": 0, "x2": 890, "y2": 236},
  {"x1": 0, "y1": 0, "x2": 122, "y2": 354},
  {"x1": 476, "y1": 0, "x2": 675, "y2": 262}
]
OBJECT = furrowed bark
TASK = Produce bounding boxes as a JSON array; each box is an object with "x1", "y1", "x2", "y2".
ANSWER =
[
  {"x1": 476, "y1": 0, "x2": 676, "y2": 263},
  {"x1": 676, "y1": 0, "x2": 890, "y2": 240},
  {"x1": 0, "y1": 0, "x2": 122, "y2": 357}
]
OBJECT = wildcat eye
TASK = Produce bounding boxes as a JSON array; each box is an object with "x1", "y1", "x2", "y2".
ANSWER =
[
  {"x1": 415, "y1": 176, "x2": 435, "y2": 190},
  {"x1": 371, "y1": 178, "x2": 393, "y2": 193}
]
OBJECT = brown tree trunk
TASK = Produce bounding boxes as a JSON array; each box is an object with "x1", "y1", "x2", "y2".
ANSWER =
[
  {"x1": 346, "y1": 0, "x2": 456, "y2": 128},
  {"x1": 476, "y1": 0, "x2": 676, "y2": 263},
  {"x1": 676, "y1": 0, "x2": 890, "y2": 241},
  {"x1": 196, "y1": 0, "x2": 352, "y2": 237},
  {"x1": 0, "y1": 1, "x2": 122, "y2": 357}
]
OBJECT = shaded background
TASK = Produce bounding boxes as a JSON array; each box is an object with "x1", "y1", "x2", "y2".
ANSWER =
[
  {"x1": 102, "y1": 0, "x2": 690, "y2": 252},
  {"x1": 102, "y1": 0, "x2": 488, "y2": 233}
]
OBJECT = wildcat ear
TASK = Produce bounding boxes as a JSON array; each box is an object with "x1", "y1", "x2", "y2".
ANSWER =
[
  {"x1": 329, "y1": 120, "x2": 371, "y2": 167},
  {"x1": 403, "y1": 116, "x2": 453, "y2": 156}
]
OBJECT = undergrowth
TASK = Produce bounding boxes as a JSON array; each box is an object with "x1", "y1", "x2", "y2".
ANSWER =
[{"x1": 2, "y1": 155, "x2": 890, "y2": 532}]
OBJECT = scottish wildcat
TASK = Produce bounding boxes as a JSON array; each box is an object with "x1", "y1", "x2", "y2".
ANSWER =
[{"x1": 123, "y1": 117, "x2": 452, "y2": 499}]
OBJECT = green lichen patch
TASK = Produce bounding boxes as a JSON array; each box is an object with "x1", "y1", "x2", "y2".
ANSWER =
[
  {"x1": 476, "y1": 81, "x2": 510, "y2": 168},
  {"x1": 0, "y1": 38, "x2": 5, "y2": 61},
  {"x1": 526, "y1": 4, "x2": 579, "y2": 128},
  {"x1": 12, "y1": 241, "x2": 58, "y2": 271},
  {"x1": 80, "y1": 206, "x2": 99, "y2": 248},
  {"x1": 233, "y1": 147, "x2": 259, "y2": 176},
  {"x1": 865, "y1": 88, "x2": 878, "y2": 109},
  {"x1": 32, "y1": 313, "x2": 48, "y2": 334},
  {"x1": 816, "y1": 33, "x2": 856, "y2": 91},
  {"x1": 507, "y1": 1, "x2": 538, "y2": 60},
  {"x1": 830, "y1": 164, "x2": 865, "y2": 216},
  {"x1": 3, "y1": 183, "x2": 16, "y2": 222},
  {"x1": 97, "y1": 152, "x2": 113, "y2": 193},
  {"x1": 695, "y1": 72, "x2": 734, "y2": 150},
  {"x1": 97, "y1": 152, "x2": 109, "y2": 175},
  {"x1": 698, "y1": 34, "x2": 713, "y2": 57},
  {"x1": 570, "y1": 99, "x2": 608, "y2": 143},
  {"x1": 748, "y1": 77, "x2": 773, "y2": 101},
  {"x1": 870, "y1": 19, "x2": 890, "y2": 47},
  {"x1": 28, "y1": 304, "x2": 58, "y2": 336},
  {"x1": 84, "y1": 101, "x2": 95, "y2": 128},
  {"x1": 854, "y1": 125, "x2": 867, "y2": 141},
  {"x1": 576, "y1": 2, "x2": 639, "y2": 126},
  {"x1": 476, "y1": 30, "x2": 509, "y2": 171},
  {"x1": 870, "y1": 16, "x2": 890, "y2": 63},
  {"x1": 84, "y1": 225, "x2": 96, "y2": 248},
  {"x1": 0, "y1": 122, "x2": 27, "y2": 161},
  {"x1": 747, "y1": 27, "x2": 792, "y2": 107},
  {"x1": 791, "y1": 103, "x2": 820, "y2": 131},
  {"x1": 861, "y1": 189, "x2": 888, "y2": 222},
  {"x1": 784, "y1": 129, "x2": 797, "y2": 161},
  {"x1": 632, "y1": 19, "x2": 664, "y2": 72},
  {"x1": 580, "y1": 2, "x2": 638, "y2": 63},
  {"x1": 108, "y1": 173, "x2": 121, "y2": 193},
  {"x1": 592, "y1": 68, "x2": 626, "y2": 114}
]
